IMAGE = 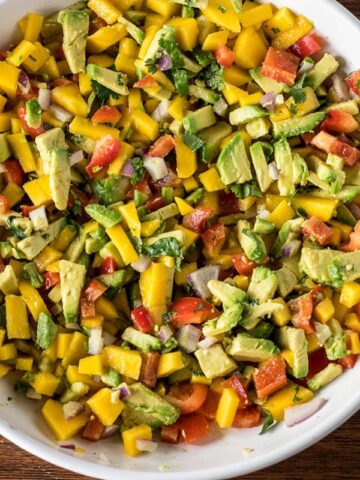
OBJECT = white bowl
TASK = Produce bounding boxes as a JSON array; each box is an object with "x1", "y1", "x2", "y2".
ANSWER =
[{"x1": 0, "y1": 1, "x2": 359, "y2": 479}]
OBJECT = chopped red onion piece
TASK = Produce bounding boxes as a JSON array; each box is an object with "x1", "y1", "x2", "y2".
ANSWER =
[
  {"x1": 314, "y1": 321, "x2": 332, "y2": 346},
  {"x1": 48, "y1": 104, "x2": 73, "y2": 123},
  {"x1": 26, "y1": 388, "x2": 42, "y2": 400},
  {"x1": 214, "y1": 98, "x2": 228, "y2": 116},
  {"x1": 186, "y1": 264, "x2": 221, "y2": 299},
  {"x1": 18, "y1": 71, "x2": 31, "y2": 94},
  {"x1": 131, "y1": 255, "x2": 151, "y2": 273},
  {"x1": 176, "y1": 325, "x2": 202, "y2": 353},
  {"x1": 103, "y1": 330, "x2": 117, "y2": 346},
  {"x1": 88, "y1": 327, "x2": 103, "y2": 355},
  {"x1": 285, "y1": 397, "x2": 327, "y2": 427},
  {"x1": 63, "y1": 401, "x2": 84, "y2": 421},
  {"x1": 158, "y1": 51, "x2": 172, "y2": 71},
  {"x1": 121, "y1": 159, "x2": 135, "y2": 177},
  {"x1": 135, "y1": 439, "x2": 158, "y2": 453},
  {"x1": 260, "y1": 91, "x2": 276, "y2": 112},
  {"x1": 29, "y1": 206, "x2": 49, "y2": 231},
  {"x1": 118, "y1": 382, "x2": 131, "y2": 399},
  {"x1": 275, "y1": 94, "x2": 285, "y2": 106},
  {"x1": 38, "y1": 88, "x2": 51, "y2": 110},
  {"x1": 151, "y1": 99, "x2": 170, "y2": 122},
  {"x1": 258, "y1": 209, "x2": 270, "y2": 220},
  {"x1": 144, "y1": 156, "x2": 168, "y2": 181},
  {"x1": 332, "y1": 74, "x2": 350, "y2": 101},
  {"x1": 60, "y1": 444, "x2": 76, "y2": 450},
  {"x1": 69, "y1": 150, "x2": 84, "y2": 167},
  {"x1": 197, "y1": 336, "x2": 218, "y2": 349},
  {"x1": 158, "y1": 324, "x2": 173, "y2": 343},
  {"x1": 111, "y1": 389, "x2": 121, "y2": 404},
  {"x1": 281, "y1": 245, "x2": 292, "y2": 258},
  {"x1": 268, "y1": 161, "x2": 280, "y2": 180},
  {"x1": 102, "y1": 425, "x2": 119, "y2": 439}
]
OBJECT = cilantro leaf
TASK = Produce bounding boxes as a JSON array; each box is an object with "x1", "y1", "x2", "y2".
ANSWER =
[
  {"x1": 230, "y1": 181, "x2": 262, "y2": 199},
  {"x1": 130, "y1": 157, "x2": 145, "y2": 185},
  {"x1": 201, "y1": 62, "x2": 224, "y2": 92},
  {"x1": 172, "y1": 69, "x2": 189, "y2": 96},
  {"x1": 192, "y1": 47, "x2": 213, "y2": 67},
  {"x1": 145, "y1": 57, "x2": 158, "y2": 74},
  {"x1": 292, "y1": 88, "x2": 307, "y2": 104},
  {"x1": 141, "y1": 237, "x2": 184, "y2": 270},
  {"x1": 182, "y1": 132, "x2": 204, "y2": 151},
  {"x1": 158, "y1": 25, "x2": 184, "y2": 70},
  {"x1": 289, "y1": 103, "x2": 298, "y2": 116},
  {"x1": 260, "y1": 410, "x2": 277, "y2": 435},
  {"x1": 91, "y1": 80, "x2": 120, "y2": 105}
]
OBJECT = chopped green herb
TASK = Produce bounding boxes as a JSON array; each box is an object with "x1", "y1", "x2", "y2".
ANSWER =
[
  {"x1": 260, "y1": 410, "x2": 277, "y2": 434},
  {"x1": 130, "y1": 157, "x2": 145, "y2": 185}
]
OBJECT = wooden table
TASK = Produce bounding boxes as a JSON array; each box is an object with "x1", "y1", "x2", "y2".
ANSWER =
[{"x1": 1, "y1": 1, "x2": 360, "y2": 479}]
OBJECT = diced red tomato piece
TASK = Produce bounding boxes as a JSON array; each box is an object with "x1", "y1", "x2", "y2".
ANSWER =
[
  {"x1": 201, "y1": 223, "x2": 226, "y2": 257},
  {"x1": 80, "y1": 298, "x2": 96, "y2": 319},
  {"x1": 338, "y1": 354, "x2": 357, "y2": 369},
  {"x1": 127, "y1": 179, "x2": 152, "y2": 200},
  {"x1": 311, "y1": 131, "x2": 360, "y2": 166},
  {"x1": 139, "y1": 352, "x2": 160, "y2": 388},
  {"x1": 18, "y1": 104, "x2": 44, "y2": 138},
  {"x1": 100, "y1": 256, "x2": 117, "y2": 274},
  {"x1": 166, "y1": 384, "x2": 208, "y2": 415},
  {"x1": 43, "y1": 271, "x2": 60, "y2": 290},
  {"x1": 0, "y1": 195, "x2": 10, "y2": 214},
  {"x1": 307, "y1": 348, "x2": 331, "y2": 380},
  {"x1": 180, "y1": 413, "x2": 210, "y2": 443},
  {"x1": 91, "y1": 106, "x2": 121, "y2": 126},
  {"x1": 302, "y1": 132, "x2": 317, "y2": 145},
  {"x1": 321, "y1": 110, "x2": 359, "y2": 134},
  {"x1": 147, "y1": 134, "x2": 176, "y2": 158},
  {"x1": 346, "y1": 70, "x2": 360, "y2": 97},
  {"x1": 261, "y1": 47, "x2": 300, "y2": 86},
  {"x1": 161, "y1": 421, "x2": 181, "y2": 444},
  {"x1": 145, "y1": 195, "x2": 166, "y2": 212},
  {"x1": 214, "y1": 45, "x2": 234, "y2": 68},
  {"x1": 232, "y1": 254, "x2": 257, "y2": 276},
  {"x1": 218, "y1": 191, "x2": 241, "y2": 215},
  {"x1": 86, "y1": 135, "x2": 121, "y2": 177},
  {"x1": 133, "y1": 75, "x2": 158, "y2": 89},
  {"x1": 289, "y1": 32, "x2": 324, "y2": 59},
  {"x1": 84, "y1": 279, "x2": 107, "y2": 302},
  {"x1": 183, "y1": 208, "x2": 213, "y2": 233},
  {"x1": 198, "y1": 389, "x2": 221, "y2": 420},
  {"x1": 3, "y1": 159, "x2": 24, "y2": 185},
  {"x1": 253, "y1": 356, "x2": 288, "y2": 400},
  {"x1": 302, "y1": 216, "x2": 333, "y2": 246},
  {"x1": 341, "y1": 221, "x2": 360, "y2": 252},
  {"x1": 232, "y1": 406, "x2": 262, "y2": 429},
  {"x1": 223, "y1": 374, "x2": 249, "y2": 408},
  {"x1": 288, "y1": 292, "x2": 315, "y2": 334},
  {"x1": 82, "y1": 416, "x2": 105, "y2": 442},
  {"x1": 131, "y1": 306, "x2": 154, "y2": 333},
  {"x1": 170, "y1": 297, "x2": 218, "y2": 327}
]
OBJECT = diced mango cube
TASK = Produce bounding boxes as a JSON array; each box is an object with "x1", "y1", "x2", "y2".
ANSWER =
[
  {"x1": 31, "y1": 372, "x2": 61, "y2": 396},
  {"x1": 344, "y1": 313, "x2": 360, "y2": 334},
  {"x1": 87, "y1": 388, "x2": 124, "y2": 426},
  {"x1": 340, "y1": 283, "x2": 360, "y2": 309},
  {"x1": 122, "y1": 424, "x2": 152, "y2": 457},
  {"x1": 263, "y1": 384, "x2": 313, "y2": 421},
  {"x1": 271, "y1": 298, "x2": 291, "y2": 326},
  {"x1": 0, "y1": 62, "x2": 20, "y2": 98},
  {"x1": 102, "y1": 345, "x2": 142, "y2": 379},
  {"x1": 42, "y1": 399, "x2": 89, "y2": 441},
  {"x1": 215, "y1": 387, "x2": 239, "y2": 428},
  {"x1": 157, "y1": 351, "x2": 185, "y2": 377},
  {"x1": 199, "y1": 167, "x2": 226, "y2": 192},
  {"x1": 88, "y1": 0, "x2": 122, "y2": 24},
  {"x1": 234, "y1": 27, "x2": 267, "y2": 69},
  {"x1": 314, "y1": 298, "x2": 335, "y2": 324},
  {"x1": 267, "y1": 200, "x2": 295, "y2": 229},
  {"x1": 0, "y1": 343, "x2": 17, "y2": 361},
  {"x1": 78, "y1": 355, "x2": 104, "y2": 376},
  {"x1": 16, "y1": 357, "x2": 34, "y2": 371},
  {"x1": 5, "y1": 295, "x2": 30, "y2": 339},
  {"x1": 168, "y1": 18, "x2": 198, "y2": 51}
]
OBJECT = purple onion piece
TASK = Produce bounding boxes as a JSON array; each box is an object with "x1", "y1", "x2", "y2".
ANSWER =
[
  {"x1": 197, "y1": 336, "x2": 218, "y2": 349},
  {"x1": 284, "y1": 398, "x2": 327, "y2": 427},
  {"x1": 260, "y1": 91, "x2": 276, "y2": 112},
  {"x1": 281, "y1": 245, "x2": 292, "y2": 258},
  {"x1": 332, "y1": 74, "x2": 350, "y2": 102},
  {"x1": 60, "y1": 444, "x2": 76, "y2": 450},
  {"x1": 18, "y1": 70, "x2": 31, "y2": 94},
  {"x1": 121, "y1": 159, "x2": 135, "y2": 177},
  {"x1": 158, "y1": 324, "x2": 173, "y2": 343},
  {"x1": 186, "y1": 264, "x2": 221, "y2": 299},
  {"x1": 118, "y1": 382, "x2": 131, "y2": 399},
  {"x1": 102, "y1": 425, "x2": 119, "y2": 439},
  {"x1": 157, "y1": 51, "x2": 172, "y2": 71},
  {"x1": 63, "y1": 401, "x2": 85, "y2": 421},
  {"x1": 176, "y1": 324, "x2": 202, "y2": 353}
]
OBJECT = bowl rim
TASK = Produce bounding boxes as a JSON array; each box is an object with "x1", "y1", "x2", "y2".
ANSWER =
[{"x1": 0, "y1": 1, "x2": 359, "y2": 479}]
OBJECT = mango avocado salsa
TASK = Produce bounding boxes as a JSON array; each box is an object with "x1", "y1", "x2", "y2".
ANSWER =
[{"x1": 0, "y1": 0, "x2": 359, "y2": 455}]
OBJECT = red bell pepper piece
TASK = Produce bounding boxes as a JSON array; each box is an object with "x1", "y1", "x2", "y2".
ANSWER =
[
  {"x1": 261, "y1": 46, "x2": 300, "y2": 86},
  {"x1": 131, "y1": 306, "x2": 154, "y2": 333}
]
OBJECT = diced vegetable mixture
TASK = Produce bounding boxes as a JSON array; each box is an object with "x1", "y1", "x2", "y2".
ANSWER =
[{"x1": 0, "y1": 0, "x2": 359, "y2": 455}]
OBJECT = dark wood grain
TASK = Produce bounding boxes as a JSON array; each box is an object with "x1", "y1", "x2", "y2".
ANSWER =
[{"x1": 1, "y1": 1, "x2": 360, "y2": 479}]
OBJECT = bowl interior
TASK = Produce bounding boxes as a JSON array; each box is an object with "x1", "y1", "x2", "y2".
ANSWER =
[{"x1": 0, "y1": 1, "x2": 359, "y2": 479}]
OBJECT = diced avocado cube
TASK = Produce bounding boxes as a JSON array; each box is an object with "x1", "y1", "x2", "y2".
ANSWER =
[
  {"x1": 272, "y1": 112, "x2": 326, "y2": 139},
  {"x1": 59, "y1": 259, "x2": 86, "y2": 325},
  {"x1": 188, "y1": 85, "x2": 220, "y2": 104},
  {"x1": 203, "y1": 304, "x2": 243, "y2": 337},
  {"x1": 195, "y1": 344, "x2": 237, "y2": 379},
  {"x1": 274, "y1": 138, "x2": 295, "y2": 196},
  {"x1": 122, "y1": 382, "x2": 179, "y2": 428},
  {"x1": 37, "y1": 312, "x2": 58, "y2": 350},
  {"x1": 25, "y1": 99, "x2": 42, "y2": 129},
  {"x1": 49, "y1": 148, "x2": 70, "y2": 211},
  {"x1": 229, "y1": 105, "x2": 268, "y2": 126},
  {"x1": 0, "y1": 133, "x2": 10, "y2": 163},
  {"x1": 277, "y1": 326, "x2": 308, "y2": 378},
  {"x1": 207, "y1": 279, "x2": 247, "y2": 309},
  {"x1": 250, "y1": 67, "x2": 285, "y2": 94},
  {"x1": 198, "y1": 122, "x2": 232, "y2": 163},
  {"x1": 276, "y1": 266, "x2": 298, "y2": 298},
  {"x1": 86, "y1": 64, "x2": 129, "y2": 96},
  {"x1": 238, "y1": 227, "x2": 267, "y2": 264},
  {"x1": 0, "y1": 265, "x2": 19, "y2": 295},
  {"x1": 307, "y1": 363, "x2": 343, "y2": 392},
  {"x1": 17, "y1": 218, "x2": 67, "y2": 260},
  {"x1": 121, "y1": 327, "x2": 161, "y2": 353},
  {"x1": 227, "y1": 334, "x2": 280, "y2": 362},
  {"x1": 240, "y1": 301, "x2": 284, "y2": 330},
  {"x1": 325, "y1": 331, "x2": 347, "y2": 361},
  {"x1": 85, "y1": 204, "x2": 122, "y2": 228},
  {"x1": 217, "y1": 133, "x2": 252, "y2": 185},
  {"x1": 35, "y1": 128, "x2": 68, "y2": 175},
  {"x1": 118, "y1": 17, "x2": 144, "y2": 45},
  {"x1": 247, "y1": 266, "x2": 278, "y2": 304},
  {"x1": 250, "y1": 142, "x2": 272, "y2": 193},
  {"x1": 246, "y1": 117, "x2": 270, "y2": 139},
  {"x1": 254, "y1": 218, "x2": 276, "y2": 235},
  {"x1": 183, "y1": 105, "x2": 216, "y2": 134},
  {"x1": 59, "y1": 10, "x2": 89, "y2": 74},
  {"x1": 305, "y1": 53, "x2": 339, "y2": 90}
]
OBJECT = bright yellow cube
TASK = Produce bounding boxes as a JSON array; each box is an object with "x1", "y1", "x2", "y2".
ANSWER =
[
  {"x1": 183, "y1": 176, "x2": 198, "y2": 192},
  {"x1": 0, "y1": 343, "x2": 16, "y2": 361},
  {"x1": 199, "y1": 168, "x2": 226, "y2": 193},
  {"x1": 51, "y1": 84, "x2": 89, "y2": 117},
  {"x1": 19, "y1": 281, "x2": 50, "y2": 321},
  {"x1": 234, "y1": 275, "x2": 249, "y2": 290},
  {"x1": 5, "y1": 295, "x2": 30, "y2": 340},
  {"x1": 174, "y1": 225, "x2": 199, "y2": 249},
  {"x1": 78, "y1": 355, "x2": 104, "y2": 376},
  {"x1": 271, "y1": 298, "x2": 291, "y2": 326},
  {"x1": 87, "y1": 23, "x2": 127, "y2": 54},
  {"x1": 1, "y1": 182, "x2": 24, "y2": 207},
  {"x1": 118, "y1": 202, "x2": 141, "y2": 237},
  {"x1": 344, "y1": 313, "x2": 360, "y2": 334},
  {"x1": 31, "y1": 372, "x2": 61, "y2": 396},
  {"x1": 87, "y1": 388, "x2": 124, "y2": 426},
  {"x1": 66, "y1": 365, "x2": 101, "y2": 390},
  {"x1": 314, "y1": 298, "x2": 335, "y2": 324},
  {"x1": 272, "y1": 15, "x2": 314, "y2": 50},
  {"x1": 22, "y1": 42, "x2": 50, "y2": 73},
  {"x1": 234, "y1": 27, "x2": 267, "y2": 69},
  {"x1": 0, "y1": 363, "x2": 12, "y2": 378},
  {"x1": 168, "y1": 96, "x2": 188, "y2": 121},
  {"x1": 102, "y1": 345, "x2": 142, "y2": 379},
  {"x1": 174, "y1": 197, "x2": 194, "y2": 216},
  {"x1": 240, "y1": 92, "x2": 264, "y2": 107},
  {"x1": 168, "y1": 18, "x2": 198, "y2": 51},
  {"x1": 95, "y1": 296, "x2": 119, "y2": 320},
  {"x1": 7, "y1": 40, "x2": 36, "y2": 67},
  {"x1": 146, "y1": 0, "x2": 179, "y2": 19},
  {"x1": 175, "y1": 262, "x2": 197, "y2": 286},
  {"x1": 267, "y1": 200, "x2": 295, "y2": 229},
  {"x1": 157, "y1": 351, "x2": 185, "y2": 378},
  {"x1": 263, "y1": 384, "x2": 313, "y2": 421},
  {"x1": 132, "y1": 109, "x2": 159, "y2": 141},
  {"x1": 239, "y1": 4, "x2": 273, "y2": 27},
  {"x1": 42, "y1": 399, "x2": 89, "y2": 441},
  {"x1": 0, "y1": 330, "x2": 5, "y2": 346},
  {"x1": 16, "y1": 357, "x2": 34, "y2": 371},
  {"x1": 263, "y1": 7, "x2": 296, "y2": 38},
  {"x1": 22, "y1": 12, "x2": 44, "y2": 42},
  {"x1": 202, "y1": 30, "x2": 229, "y2": 51},
  {"x1": 215, "y1": 387, "x2": 240, "y2": 428},
  {"x1": 56, "y1": 333, "x2": 74, "y2": 359},
  {"x1": 223, "y1": 66, "x2": 250, "y2": 87},
  {"x1": 122, "y1": 424, "x2": 152, "y2": 457},
  {"x1": 340, "y1": 283, "x2": 360, "y2": 309},
  {"x1": 62, "y1": 332, "x2": 88, "y2": 368},
  {"x1": 88, "y1": 0, "x2": 122, "y2": 24},
  {"x1": 0, "y1": 61, "x2": 20, "y2": 98},
  {"x1": 349, "y1": 332, "x2": 360, "y2": 354},
  {"x1": 141, "y1": 219, "x2": 161, "y2": 237},
  {"x1": 7, "y1": 133, "x2": 36, "y2": 172},
  {"x1": 175, "y1": 134, "x2": 197, "y2": 179},
  {"x1": 223, "y1": 82, "x2": 248, "y2": 105},
  {"x1": 70, "y1": 116, "x2": 120, "y2": 140},
  {"x1": 307, "y1": 333, "x2": 321, "y2": 353},
  {"x1": 106, "y1": 224, "x2": 139, "y2": 265},
  {"x1": 203, "y1": 0, "x2": 240, "y2": 33},
  {"x1": 281, "y1": 349, "x2": 294, "y2": 368},
  {"x1": 108, "y1": 141, "x2": 135, "y2": 176}
]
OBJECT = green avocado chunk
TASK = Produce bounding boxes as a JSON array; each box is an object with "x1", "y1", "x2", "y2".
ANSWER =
[
  {"x1": 217, "y1": 133, "x2": 252, "y2": 185},
  {"x1": 59, "y1": 259, "x2": 86, "y2": 325},
  {"x1": 121, "y1": 327, "x2": 161, "y2": 352},
  {"x1": 307, "y1": 363, "x2": 343, "y2": 392},
  {"x1": 277, "y1": 326, "x2": 308, "y2": 379},
  {"x1": 17, "y1": 218, "x2": 67, "y2": 260},
  {"x1": 59, "y1": 10, "x2": 89, "y2": 74},
  {"x1": 272, "y1": 112, "x2": 326, "y2": 139},
  {"x1": 227, "y1": 334, "x2": 280, "y2": 362},
  {"x1": 122, "y1": 382, "x2": 180, "y2": 428},
  {"x1": 195, "y1": 344, "x2": 237, "y2": 379},
  {"x1": 85, "y1": 204, "x2": 122, "y2": 228},
  {"x1": 86, "y1": 64, "x2": 129, "y2": 96}
]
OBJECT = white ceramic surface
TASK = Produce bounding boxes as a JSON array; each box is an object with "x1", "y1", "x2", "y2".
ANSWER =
[{"x1": 0, "y1": 1, "x2": 359, "y2": 479}]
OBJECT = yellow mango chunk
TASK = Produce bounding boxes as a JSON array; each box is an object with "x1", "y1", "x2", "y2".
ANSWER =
[
  {"x1": 203, "y1": 0, "x2": 240, "y2": 33},
  {"x1": 234, "y1": 27, "x2": 267, "y2": 69},
  {"x1": 106, "y1": 224, "x2": 139, "y2": 265},
  {"x1": 157, "y1": 351, "x2": 185, "y2": 378},
  {"x1": 87, "y1": 388, "x2": 124, "y2": 426},
  {"x1": 215, "y1": 387, "x2": 239, "y2": 428},
  {"x1": 267, "y1": 200, "x2": 295, "y2": 229},
  {"x1": 69, "y1": 116, "x2": 119, "y2": 140},
  {"x1": 239, "y1": 4, "x2": 273, "y2": 27},
  {"x1": 199, "y1": 167, "x2": 226, "y2": 192},
  {"x1": 132, "y1": 110, "x2": 159, "y2": 141},
  {"x1": 168, "y1": 18, "x2": 198, "y2": 51},
  {"x1": 122, "y1": 424, "x2": 152, "y2": 457},
  {"x1": 263, "y1": 384, "x2": 313, "y2": 421},
  {"x1": 0, "y1": 62, "x2": 20, "y2": 98},
  {"x1": 42, "y1": 399, "x2": 89, "y2": 441},
  {"x1": 175, "y1": 134, "x2": 197, "y2": 178},
  {"x1": 6, "y1": 40, "x2": 36, "y2": 67},
  {"x1": 118, "y1": 202, "x2": 141, "y2": 237},
  {"x1": 87, "y1": 24, "x2": 127, "y2": 54},
  {"x1": 102, "y1": 345, "x2": 142, "y2": 379},
  {"x1": 19, "y1": 280, "x2": 50, "y2": 321},
  {"x1": 291, "y1": 196, "x2": 338, "y2": 222},
  {"x1": 66, "y1": 365, "x2": 102, "y2": 390},
  {"x1": 88, "y1": 0, "x2": 122, "y2": 24},
  {"x1": 272, "y1": 15, "x2": 314, "y2": 50},
  {"x1": 7, "y1": 133, "x2": 36, "y2": 172},
  {"x1": 5, "y1": 295, "x2": 30, "y2": 339},
  {"x1": 51, "y1": 84, "x2": 89, "y2": 117},
  {"x1": 31, "y1": 372, "x2": 61, "y2": 396},
  {"x1": 78, "y1": 355, "x2": 104, "y2": 376}
]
